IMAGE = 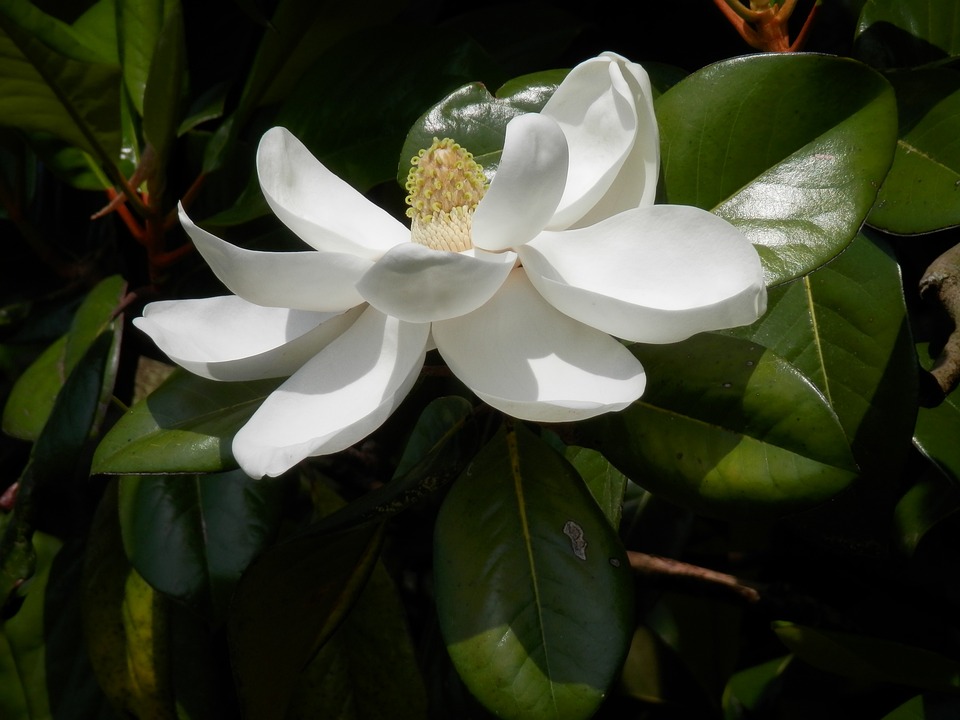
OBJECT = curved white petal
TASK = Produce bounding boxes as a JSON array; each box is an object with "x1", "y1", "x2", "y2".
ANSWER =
[
  {"x1": 519, "y1": 205, "x2": 768, "y2": 344},
  {"x1": 432, "y1": 270, "x2": 645, "y2": 422},
  {"x1": 257, "y1": 127, "x2": 408, "y2": 260},
  {"x1": 471, "y1": 114, "x2": 568, "y2": 252},
  {"x1": 179, "y1": 206, "x2": 369, "y2": 312},
  {"x1": 232, "y1": 307, "x2": 430, "y2": 478},
  {"x1": 357, "y1": 243, "x2": 516, "y2": 322},
  {"x1": 542, "y1": 53, "x2": 658, "y2": 230},
  {"x1": 134, "y1": 296, "x2": 364, "y2": 381}
]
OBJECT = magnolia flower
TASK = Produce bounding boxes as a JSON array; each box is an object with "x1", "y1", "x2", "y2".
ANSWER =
[{"x1": 135, "y1": 52, "x2": 767, "y2": 479}]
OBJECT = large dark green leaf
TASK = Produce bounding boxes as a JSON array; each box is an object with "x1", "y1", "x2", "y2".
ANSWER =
[
  {"x1": 117, "y1": 470, "x2": 286, "y2": 621},
  {"x1": 657, "y1": 54, "x2": 897, "y2": 285},
  {"x1": 434, "y1": 423, "x2": 633, "y2": 720},
  {"x1": 899, "y1": 343, "x2": 960, "y2": 552},
  {"x1": 564, "y1": 446, "x2": 628, "y2": 530},
  {"x1": 0, "y1": 7, "x2": 120, "y2": 163},
  {"x1": 92, "y1": 370, "x2": 281, "y2": 474},
  {"x1": 141, "y1": 1, "x2": 185, "y2": 172},
  {"x1": 856, "y1": 0, "x2": 960, "y2": 68},
  {"x1": 727, "y1": 232, "x2": 917, "y2": 483},
  {"x1": 2, "y1": 330, "x2": 116, "y2": 609},
  {"x1": 398, "y1": 69, "x2": 568, "y2": 186},
  {"x1": 286, "y1": 563, "x2": 428, "y2": 719},
  {"x1": 584, "y1": 333, "x2": 857, "y2": 519},
  {"x1": 868, "y1": 67, "x2": 960, "y2": 234},
  {"x1": 774, "y1": 622, "x2": 960, "y2": 692},
  {"x1": 0, "y1": 531, "x2": 59, "y2": 717},
  {"x1": 914, "y1": 342, "x2": 960, "y2": 481},
  {"x1": 3, "y1": 274, "x2": 125, "y2": 441},
  {"x1": 117, "y1": 0, "x2": 175, "y2": 115},
  {"x1": 307, "y1": 396, "x2": 480, "y2": 533},
  {"x1": 228, "y1": 518, "x2": 385, "y2": 720}
]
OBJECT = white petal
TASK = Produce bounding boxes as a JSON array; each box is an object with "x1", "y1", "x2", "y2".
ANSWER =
[
  {"x1": 134, "y1": 296, "x2": 363, "y2": 381},
  {"x1": 471, "y1": 114, "x2": 568, "y2": 252},
  {"x1": 432, "y1": 270, "x2": 645, "y2": 422},
  {"x1": 541, "y1": 53, "x2": 658, "y2": 230},
  {"x1": 519, "y1": 205, "x2": 768, "y2": 344},
  {"x1": 257, "y1": 127, "x2": 408, "y2": 259},
  {"x1": 357, "y1": 243, "x2": 516, "y2": 322},
  {"x1": 232, "y1": 307, "x2": 429, "y2": 478},
  {"x1": 179, "y1": 206, "x2": 369, "y2": 312}
]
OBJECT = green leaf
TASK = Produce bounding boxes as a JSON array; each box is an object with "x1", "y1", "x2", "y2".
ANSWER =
[
  {"x1": 914, "y1": 342, "x2": 960, "y2": 482},
  {"x1": 3, "y1": 274, "x2": 125, "y2": 441},
  {"x1": 0, "y1": 0, "x2": 116, "y2": 63},
  {"x1": 1, "y1": 335, "x2": 68, "y2": 440},
  {"x1": 583, "y1": 333, "x2": 858, "y2": 520},
  {"x1": 726, "y1": 232, "x2": 917, "y2": 484},
  {"x1": 0, "y1": 10, "x2": 121, "y2": 162},
  {"x1": 117, "y1": 0, "x2": 176, "y2": 115},
  {"x1": 893, "y1": 469, "x2": 960, "y2": 554},
  {"x1": 141, "y1": 1, "x2": 186, "y2": 169},
  {"x1": 398, "y1": 69, "x2": 568, "y2": 188},
  {"x1": 82, "y1": 481, "x2": 177, "y2": 719},
  {"x1": 657, "y1": 54, "x2": 897, "y2": 285},
  {"x1": 774, "y1": 621, "x2": 960, "y2": 693},
  {"x1": 722, "y1": 656, "x2": 791, "y2": 719},
  {"x1": 0, "y1": 531, "x2": 63, "y2": 719},
  {"x1": 856, "y1": 0, "x2": 960, "y2": 68},
  {"x1": 868, "y1": 67, "x2": 960, "y2": 234},
  {"x1": 92, "y1": 370, "x2": 281, "y2": 474},
  {"x1": 117, "y1": 470, "x2": 286, "y2": 621},
  {"x1": 286, "y1": 562, "x2": 428, "y2": 719},
  {"x1": 228, "y1": 519, "x2": 386, "y2": 719},
  {"x1": 434, "y1": 423, "x2": 633, "y2": 720},
  {"x1": 899, "y1": 343, "x2": 960, "y2": 552},
  {"x1": 564, "y1": 446, "x2": 628, "y2": 530}
]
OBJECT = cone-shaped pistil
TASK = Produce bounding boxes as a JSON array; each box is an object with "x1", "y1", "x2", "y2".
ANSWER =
[{"x1": 405, "y1": 138, "x2": 488, "y2": 251}]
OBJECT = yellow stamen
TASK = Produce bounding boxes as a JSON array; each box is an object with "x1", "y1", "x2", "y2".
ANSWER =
[{"x1": 405, "y1": 138, "x2": 488, "y2": 251}]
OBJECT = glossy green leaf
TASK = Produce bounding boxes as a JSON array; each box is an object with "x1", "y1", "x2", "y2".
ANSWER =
[
  {"x1": 899, "y1": 343, "x2": 960, "y2": 552},
  {"x1": 722, "y1": 656, "x2": 791, "y2": 719},
  {"x1": 117, "y1": 0, "x2": 176, "y2": 115},
  {"x1": 286, "y1": 562, "x2": 428, "y2": 719},
  {"x1": 893, "y1": 469, "x2": 960, "y2": 554},
  {"x1": 117, "y1": 470, "x2": 286, "y2": 621},
  {"x1": 141, "y1": 1, "x2": 185, "y2": 169},
  {"x1": 564, "y1": 446, "x2": 627, "y2": 530},
  {"x1": 92, "y1": 370, "x2": 281, "y2": 474},
  {"x1": 2, "y1": 330, "x2": 116, "y2": 608},
  {"x1": 0, "y1": 10, "x2": 120, "y2": 162},
  {"x1": 228, "y1": 519, "x2": 385, "y2": 719},
  {"x1": 727, "y1": 232, "x2": 917, "y2": 483},
  {"x1": 774, "y1": 621, "x2": 960, "y2": 692},
  {"x1": 584, "y1": 333, "x2": 857, "y2": 519},
  {"x1": 0, "y1": 531, "x2": 63, "y2": 719},
  {"x1": 398, "y1": 70, "x2": 567, "y2": 187},
  {"x1": 869, "y1": 67, "x2": 960, "y2": 234},
  {"x1": 1, "y1": 335, "x2": 67, "y2": 441},
  {"x1": 856, "y1": 0, "x2": 960, "y2": 68},
  {"x1": 0, "y1": 0, "x2": 116, "y2": 63},
  {"x1": 434, "y1": 423, "x2": 633, "y2": 720},
  {"x1": 657, "y1": 54, "x2": 897, "y2": 285},
  {"x1": 82, "y1": 481, "x2": 177, "y2": 719},
  {"x1": 3, "y1": 275, "x2": 125, "y2": 441}
]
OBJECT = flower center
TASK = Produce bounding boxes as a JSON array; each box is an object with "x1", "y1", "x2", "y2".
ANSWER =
[{"x1": 405, "y1": 138, "x2": 488, "y2": 252}]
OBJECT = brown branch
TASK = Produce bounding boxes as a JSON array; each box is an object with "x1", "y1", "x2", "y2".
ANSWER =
[
  {"x1": 627, "y1": 551, "x2": 762, "y2": 603},
  {"x1": 920, "y1": 242, "x2": 960, "y2": 401}
]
